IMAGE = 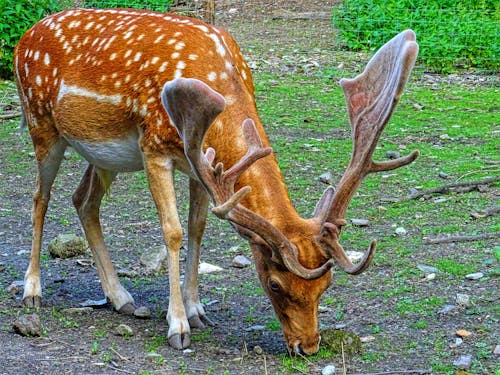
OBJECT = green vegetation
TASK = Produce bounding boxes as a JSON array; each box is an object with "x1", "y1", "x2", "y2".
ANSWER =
[
  {"x1": 0, "y1": 0, "x2": 174, "y2": 79},
  {"x1": 333, "y1": 0, "x2": 500, "y2": 73}
]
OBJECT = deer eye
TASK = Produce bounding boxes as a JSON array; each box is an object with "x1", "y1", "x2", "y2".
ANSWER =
[{"x1": 268, "y1": 279, "x2": 282, "y2": 293}]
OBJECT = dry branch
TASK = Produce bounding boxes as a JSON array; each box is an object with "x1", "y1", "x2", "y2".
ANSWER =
[
  {"x1": 425, "y1": 231, "x2": 500, "y2": 244},
  {"x1": 389, "y1": 176, "x2": 500, "y2": 202},
  {"x1": 0, "y1": 111, "x2": 22, "y2": 120},
  {"x1": 470, "y1": 205, "x2": 500, "y2": 219}
]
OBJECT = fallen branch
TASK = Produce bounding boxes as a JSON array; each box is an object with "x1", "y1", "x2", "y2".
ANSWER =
[
  {"x1": 470, "y1": 205, "x2": 500, "y2": 219},
  {"x1": 272, "y1": 11, "x2": 331, "y2": 20},
  {"x1": 425, "y1": 231, "x2": 500, "y2": 244},
  {"x1": 349, "y1": 371, "x2": 431, "y2": 375},
  {"x1": 388, "y1": 176, "x2": 500, "y2": 202},
  {"x1": 0, "y1": 111, "x2": 22, "y2": 120}
]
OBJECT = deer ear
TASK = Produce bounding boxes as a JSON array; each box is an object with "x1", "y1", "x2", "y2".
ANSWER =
[{"x1": 161, "y1": 78, "x2": 226, "y2": 140}]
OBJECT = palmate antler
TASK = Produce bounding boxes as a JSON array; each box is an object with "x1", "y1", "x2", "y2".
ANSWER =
[
  {"x1": 314, "y1": 30, "x2": 419, "y2": 274},
  {"x1": 161, "y1": 78, "x2": 333, "y2": 279}
]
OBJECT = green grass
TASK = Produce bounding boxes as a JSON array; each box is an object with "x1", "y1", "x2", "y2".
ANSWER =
[{"x1": 436, "y1": 258, "x2": 476, "y2": 276}]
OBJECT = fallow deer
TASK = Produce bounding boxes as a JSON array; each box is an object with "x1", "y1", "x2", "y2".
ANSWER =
[{"x1": 14, "y1": 8, "x2": 418, "y2": 354}]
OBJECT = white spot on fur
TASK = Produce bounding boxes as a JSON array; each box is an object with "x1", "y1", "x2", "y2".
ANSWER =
[
  {"x1": 44, "y1": 53, "x2": 50, "y2": 65},
  {"x1": 207, "y1": 72, "x2": 217, "y2": 81},
  {"x1": 33, "y1": 51, "x2": 40, "y2": 61},
  {"x1": 188, "y1": 54, "x2": 198, "y2": 61},
  {"x1": 171, "y1": 52, "x2": 180, "y2": 59}
]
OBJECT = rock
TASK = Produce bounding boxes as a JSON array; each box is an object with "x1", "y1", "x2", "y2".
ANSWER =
[
  {"x1": 360, "y1": 335, "x2": 375, "y2": 343},
  {"x1": 449, "y1": 337, "x2": 463, "y2": 348},
  {"x1": 198, "y1": 262, "x2": 223, "y2": 274},
  {"x1": 438, "y1": 305, "x2": 457, "y2": 315},
  {"x1": 245, "y1": 325, "x2": 265, "y2": 331},
  {"x1": 13, "y1": 313, "x2": 42, "y2": 337},
  {"x1": 140, "y1": 245, "x2": 167, "y2": 274},
  {"x1": 115, "y1": 323, "x2": 134, "y2": 336},
  {"x1": 320, "y1": 329, "x2": 362, "y2": 355},
  {"x1": 183, "y1": 348, "x2": 194, "y2": 354},
  {"x1": 456, "y1": 329, "x2": 472, "y2": 338},
  {"x1": 417, "y1": 264, "x2": 439, "y2": 274},
  {"x1": 231, "y1": 255, "x2": 252, "y2": 268},
  {"x1": 322, "y1": 365, "x2": 336, "y2": 375},
  {"x1": 319, "y1": 171, "x2": 333, "y2": 185},
  {"x1": 493, "y1": 344, "x2": 500, "y2": 356},
  {"x1": 439, "y1": 171, "x2": 450, "y2": 179},
  {"x1": 7, "y1": 280, "x2": 24, "y2": 295},
  {"x1": 426, "y1": 273, "x2": 436, "y2": 280},
  {"x1": 48, "y1": 234, "x2": 88, "y2": 258},
  {"x1": 351, "y1": 218, "x2": 369, "y2": 226},
  {"x1": 134, "y1": 306, "x2": 151, "y2": 319},
  {"x1": 465, "y1": 272, "x2": 484, "y2": 280},
  {"x1": 346, "y1": 251, "x2": 364, "y2": 263},
  {"x1": 80, "y1": 298, "x2": 109, "y2": 308},
  {"x1": 386, "y1": 150, "x2": 401, "y2": 159},
  {"x1": 395, "y1": 227, "x2": 407, "y2": 236},
  {"x1": 456, "y1": 293, "x2": 471, "y2": 307},
  {"x1": 253, "y1": 345, "x2": 264, "y2": 355},
  {"x1": 453, "y1": 354, "x2": 472, "y2": 369}
]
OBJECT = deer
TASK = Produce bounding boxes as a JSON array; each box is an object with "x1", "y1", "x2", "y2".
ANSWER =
[{"x1": 13, "y1": 8, "x2": 418, "y2": 354}]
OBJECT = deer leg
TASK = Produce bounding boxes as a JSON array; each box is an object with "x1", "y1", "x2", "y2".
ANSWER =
[
  {"x1": 23, "y1": 138, "x2": 67, "y2": 308},
  {"x1": 183, "y1": 178, "x2": 213, "y2": 329},
  {"x1": 144, "y1": 156, "x2": 189, "y2": 350},
  {"x1": 72, "y1": 164, "x2": 136, "y2": 314}
]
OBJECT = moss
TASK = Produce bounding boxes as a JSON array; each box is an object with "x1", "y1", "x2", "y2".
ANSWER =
[{"x1": 320, "y1": 329, "x2": 362, "y2": 355}]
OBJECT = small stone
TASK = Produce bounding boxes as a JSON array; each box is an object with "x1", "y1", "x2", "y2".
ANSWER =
[
  {"x1": 351, "y1": 218, "x2": 369, "y2": 226},
  {"x1": 449, "y1": 337, "x2": 463, "y2": 348},
  {"x1": 456, "y1": 293, "x2": 471, "y2": 307},
  {"x1": 426, "y1": 273, "x2": 436, "y2": 280},
  {"x1": 322, "y1": 365, "x2": 336, "y2": 375},
  {"x1": 48, "y1": 234, "x2": 88, "y2": 259},
  {"x1": 386, "y1": 150, "x2": 401, "y2": 159},
  {"x1": 198, "y1": 262, "x2": 223, "y2": 274},
  {"x1": 453, "y1": 354, "x2": 472, "y2": 369},
  {"x1": 440, "y1": 134, "x2": 451, "y2": 140},
  {"x1": 346, "y1": 251, "x2": 364, "y2": 263},
  {"x1": 7, "y1": 280, "x2": 24, "y2": 295},
  {"x1": 115, "y1": 323, "x2": 134, "y2": 337},
  {"x1": 360, "y1": 335, "x2": 375, "y2": 343},
  {"x1": 231, "y1": 255, "x2": 252, "y2": 268},
  {"x1": 318, "y1": 305, "x2": 331, "y2": 313},
  {"x1": 140, "y1": 245, "x2": 167, "y2": 275},
  {"x1": 493, "y1": 344, "x2": 500, "y2": 355},
  {"x1": 465, "y1": 272, "x2": 484, "y2": 280},
  {"x1": 13, "y1": 313, "x2": 42, "y2": 337},
  {"x1": 456, "y1": 329, "x2": 472, "y2": 338},
  {"x1": 438, "y1": 305, "x2": 457, "y2": 315},
  {"x1": 319, "y1": 171, "x2": 333, "y2": 185},
  {"x1": 253, "y1": 345, "x2": 264, "y2": 355},
  {"x1": 183, "y1": 349, "x2": 194, "y2": 354},
  {"x1": 395, "y1": 227, "x2": 407, "y2": 236},
  {"x1": 245, "y1": 325, "x2": 265, "y2": 332},
  {"x1": 439, "y1": 171, "x2": 450, "y2": 179},
  {"x1": 134, "y1": 306, "x2": 151, "y2": 319},
  {"x1": 80, "y1": 298, "x2": 109, "y2": 308},
  {"x1": 417, "y1": 264, "x2": 439, "y2": 274}
]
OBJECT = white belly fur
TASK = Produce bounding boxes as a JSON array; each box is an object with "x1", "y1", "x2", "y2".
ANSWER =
[{"x1": 67, "y1": 133, "x2": 144, "y2": 172}]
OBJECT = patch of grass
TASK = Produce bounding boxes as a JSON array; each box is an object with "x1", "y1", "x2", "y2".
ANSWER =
[
  {"x1": 436, "y1": 258, "x2": 476, "y2": 277},
  {"x1": 396, "y1": 297, "x2": 447, "y2": 317},
  {"x1": 190, "y1": 327, "x2": 212, "y2": 342}
]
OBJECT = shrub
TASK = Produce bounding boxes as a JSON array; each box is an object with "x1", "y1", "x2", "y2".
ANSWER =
[
  {"x1": 0, "y1": 0, "x2": 173, "y2": 79},
  {"x1": 332, "y1": 0, "x2": 500, "y2": 73}
]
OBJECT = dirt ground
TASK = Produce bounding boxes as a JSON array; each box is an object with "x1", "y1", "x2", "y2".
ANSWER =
[{"x1": 0, "y1": 1, "x2": 498, "y2": 374}]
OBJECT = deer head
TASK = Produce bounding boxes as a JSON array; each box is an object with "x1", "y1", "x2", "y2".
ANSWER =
[{"x1": 162, "y1": 30, "x2": 419, "y2": 354}]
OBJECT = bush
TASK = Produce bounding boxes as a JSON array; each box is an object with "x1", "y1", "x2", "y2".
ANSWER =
[
  {"x1": 332, "y1": 0, "x2": 500, "y2": 73},
  {"x1": 0, "y1": 0, "x2": 173, "y2": 79}
]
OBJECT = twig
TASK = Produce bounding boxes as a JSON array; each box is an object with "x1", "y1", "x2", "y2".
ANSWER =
[
  {"x1": 109, "y1": 346, "x2": 130, "y2": 361},
  {"x1": 456, "y1": 168, "x2": 500, "y2": 181},
  {"x1": 341, "y1": 341, "x2": 347, "y2": 375},
  {"x1": 263, "y1": 354, "x2": 268, "y2": 375},
  {"x1": 0, "y1": 111, "x2": 22, "y2": 120},
  {"x1": 388, "y1": 176, "x2": 500, "y2": 202},
  {"x1": 470, "y1": 205, "x2": 500, "y2": 219},
  {"x1": 425, "y1": 231, "x2": 499, "y2": 244}
]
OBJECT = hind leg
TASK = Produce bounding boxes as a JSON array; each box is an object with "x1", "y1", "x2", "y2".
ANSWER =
[
  {"x1": 23, "y1": 138, "x2": 67, "y2": 307},
  {"x1": 72, "y1": 164, "x2": 138, "y2": 313}
]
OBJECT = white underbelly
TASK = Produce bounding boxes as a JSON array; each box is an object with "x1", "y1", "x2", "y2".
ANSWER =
[{"x1": 66, "y1": 134, "x2": 144, "y2": 172}]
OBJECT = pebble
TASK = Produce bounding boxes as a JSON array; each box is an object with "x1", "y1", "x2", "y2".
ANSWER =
[
  {"x1": 48, "y1": 234, "x2": 88, "y2": 258},
  {"x1": 346, "y1": 251, "x2": 364, "y2": 263},
  {"x1": 456, "y1": 329, "x2": 472, "y2": 338},
  {"x1": 183, "y1": 349, "x2": 194, "y2": 354},
  {"x1": 465, "y1": 272, "x2": 484, "y2": 280},
  {"x1": 453, "y1": 354, "x2": 472, "y2": 369},
  {"x1": 13, "y1": 313, "x2": 42, "y2": 337},
  {"x1": 198, "y1": 262, "x2": 223, "y2": 274},
  {"x1": 145, "y1": 353, "x2": 162, "y2": 362},
  {"x1": 245, "y1": 325, "x2": 265, "y2": 331},
  {"x1": 438, "y1": 305, "x2": 457, "y2": 314},
  {"x1": 322, "y1": 364, "x2": 336, "y2": 375},
  {"x1": 253, "y1": 345, "x2": 263, "y2": 355},
  {"x1": 351, "y1": 218, "x2": 369, "y2": 226},
  {"x1": 426, "y1": 273, "x2": 436, "y2": 280},
  {"x1": 360, "y1": 335, "x2": 375, "y2": 343},
  {"x1": 395, "y1": 227, "x2": 407, "y2": 236},
  {"x1": 417, "y1": 264, "x2": 439, "y2": 274},
  {"x1": 115, "y1": 323, "x2": 134, "y2": 337},
  {"x1": 386, "y1": 150, "x2": 401, "y2": 159},
  {"x1": 449, "y1": 337, "x2": 463, "y2": 348},
  {"x1": 456, "y1": 293, "x2": 471, "y2": 307},
  {"x1": 493, "y1": 344, "x2": 500, "y2": 356},
  {"x1": 134, "y1": 306, "x2": 151, "y2": 319},
  {"x1": 319, "y1": 171, "x2": 333, "y2": 185},
  {"x1": 231, "y1": 255, "x2": 252, "y2": 268}
]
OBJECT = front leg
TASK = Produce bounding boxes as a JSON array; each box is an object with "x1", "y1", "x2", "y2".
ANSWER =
[
  {"x1": 183, "y1": 178, "x2": 214, "y2": 329},
  {"x1": 144, "y1": 155, "x2": 189, "y2": 350}
]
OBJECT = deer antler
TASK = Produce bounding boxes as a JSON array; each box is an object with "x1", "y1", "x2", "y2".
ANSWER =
[
  {"x1": 315, "y1": 30, "x2": 419, "y2": 274},
  {"x1": 162, "y1": 78, "x2": 333, "y2": 279}
]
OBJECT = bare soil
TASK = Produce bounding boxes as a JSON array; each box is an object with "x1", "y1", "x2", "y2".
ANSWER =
[{"x1": 0, "y1": 1, "x2": 498, "y2": 374}]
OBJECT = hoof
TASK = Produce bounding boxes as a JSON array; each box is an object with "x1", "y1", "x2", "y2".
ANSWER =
[
  {"x1": 168, "y1": 333, "x2": 190, "y2": 350},
  {"x1": 22, "y1": 296, "x2": 42, "y2": 308},
  {"x1": 188, "y1": 314, "x2": 215, "y2": 329}
]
